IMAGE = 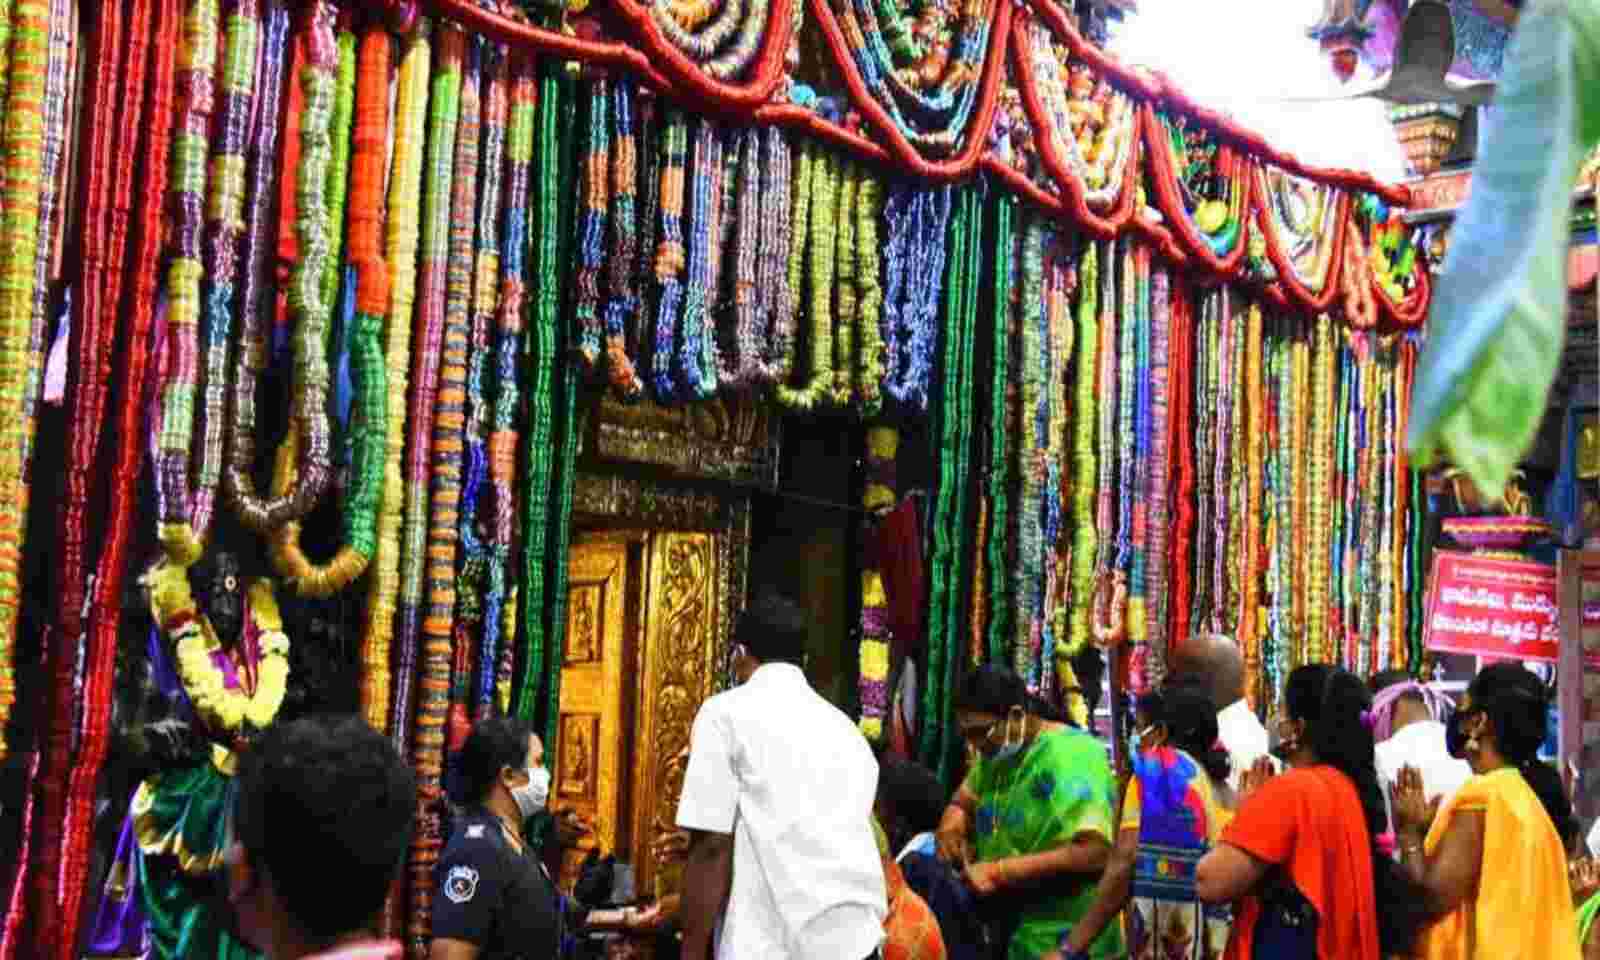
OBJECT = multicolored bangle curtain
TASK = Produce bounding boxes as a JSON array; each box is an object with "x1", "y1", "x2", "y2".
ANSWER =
[{"x1": 0, "y1": 0, "x2": 1437, "y2": 956}]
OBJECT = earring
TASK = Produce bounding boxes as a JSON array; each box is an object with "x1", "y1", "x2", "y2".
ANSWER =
[{"x1": 1465, "y1": 718, "x2": 1482, "y2": 753}]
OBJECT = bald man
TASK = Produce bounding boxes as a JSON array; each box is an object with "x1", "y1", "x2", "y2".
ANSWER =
[{"x1": 1167, "y1": 633, "x2": 1269, "y2": 791}]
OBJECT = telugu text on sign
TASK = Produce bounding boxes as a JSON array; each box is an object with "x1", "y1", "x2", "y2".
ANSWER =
[{"x1": 1423, "y1": 551, "x2": 1560, "y2": 661}]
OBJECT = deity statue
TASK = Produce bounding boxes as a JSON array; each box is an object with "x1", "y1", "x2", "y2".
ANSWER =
[{"x1": 87, "y1": 553, "x2": 290, "y2": 960}]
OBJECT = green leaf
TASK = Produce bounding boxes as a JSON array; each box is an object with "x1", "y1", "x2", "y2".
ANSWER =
[{"x1": 1406, "y1": 0, "x2": 1600, "y2": 501}]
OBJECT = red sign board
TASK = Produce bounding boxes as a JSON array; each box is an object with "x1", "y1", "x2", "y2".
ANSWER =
[
  {"x1": 1408, "y1": 169, "x2": 1472, "y2": 212},
  {"x1": 1423, "y1": 551, "x2": 1559, "y2": 661}
]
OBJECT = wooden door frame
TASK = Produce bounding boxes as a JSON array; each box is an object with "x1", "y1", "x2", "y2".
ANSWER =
[{"x1": 570, "y1": 470, "x2": 751, "y2": 895}]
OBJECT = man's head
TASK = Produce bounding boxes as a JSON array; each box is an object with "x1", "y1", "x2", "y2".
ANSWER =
[
  {"x1": 1167, "y1": 634, "x2": 1245, "y2": 710},
  {"x1": 458, "y1": 716, "x2": 548, "y2": 821},
  {"x1": 227, "y1": 715, "x2": 415, "y2": 957},
  {"x1": 874, "y1": 759, "x2": 946, "y2": 852},
  {"x1": 1369, "y1": 669, "x2": 1435, "y2": 739},
  {"x1": 731, "y1": 589, "x2": 808, "y2": 683}
]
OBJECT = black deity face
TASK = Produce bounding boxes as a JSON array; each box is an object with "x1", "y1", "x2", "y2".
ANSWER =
[{"x1": 195, "y1": 552, "x2": 245, "y2": 645}]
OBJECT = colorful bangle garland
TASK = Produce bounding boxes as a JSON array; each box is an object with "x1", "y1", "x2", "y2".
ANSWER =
[
  {"x1": 1042, "y1": 234, "x2": 1071, "y2": 702},
  {"x1": 1240, "y1": 301, "x2": 1263, "y2": 707},
  {"x1": 719, "y1": 126, "x2": 761, "y2": 389},
  {"x1": 269, "y1": 1, "x2": 382, "y2": 598},
  {"x1": 151, "y1": 0, "x2": 219, "y2": 566},
  {"x1": 986, "y1": 196, "x2": 1016, "y2": 667},
  {"x1": 410, "y1": 27, "x2": 485, "y2": 948},
  {"x1": 392, "y1": 23, "x2": 461, "y2": 760},
  {"x1": 1065, "y1": 239, "x2": 1098, "y2": 659},
  {"x1": 541, "y1": 60, "x2": 583, "y2": 773},
  {"x1": 831, "y1": 159, "x2": 858, "y2": 407},
  {"x1": 457, "y1": 39, "x2": 507, "y2": 728},
  {"x1": 12, "y1": 0, "x2": 167, "y2": 944},
  {"x1": 223, "y1": 3, "x2": 335, "y2": 535},
  {"x1": 603, "y1": 76, "x2": 644, "y2": 398},
  {"x1": 1143, "y1": 265, "x2": 1170, "y2": 684},
  {"x1": 362, "y1": 18, "x2": 427, "y2": 737},
  {"x1": 0, "y1": 0, "x2": 46, "y2": 733},
  {"x1": 573, "y1": 75, "x2": 610, "y2": 375},
  {"x1": 775, "y1": 146, "x2": 837, "y2": 411},
  {"x1": 677, "y1": 116, "x2": 723, "y2": 399},
  {"x1": 487, "y1": 53, "x2": 533, "y2": 718},
  {"x1": 881, "y1": 185, "x2": 950, "y2": 412},
  {"x1": 650, "y1": 108, "x2": 688, "y2": 403},
  {"x1": 1014, "y1": 214, "x2": 1042, "y2": 683},
  {"x1": 515, "y1": 59, "x2": 568, "y2": 721}
]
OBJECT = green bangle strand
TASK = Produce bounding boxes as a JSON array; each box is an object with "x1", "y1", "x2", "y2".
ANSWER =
[
  {"x1": 986, "y1": 194, "x2": 1014, "y2": 667},
  {"x1": 543, "y1": 64, "x2": 582, "y2": 766}
]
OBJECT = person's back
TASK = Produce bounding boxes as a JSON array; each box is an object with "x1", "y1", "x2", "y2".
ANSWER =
[
  {"x1": 1414, "y1": 766, "x2": 1579, "y2": 959},
  {"x1": 677, "y1": 590, "x2": 886, "y2": 960},
  {"x1": 1375, "y1": 721, "x2": 1470, "y2": 810},
  {"x1": 700, "y1": 664, "x2": 884, "y2": 954},
  {"x1": 1368, "y1": 674, "x2": 1471, "y2": 821},
  {"x1": 1220, "y1": 765, "x2": 1379, "y2": 960}
]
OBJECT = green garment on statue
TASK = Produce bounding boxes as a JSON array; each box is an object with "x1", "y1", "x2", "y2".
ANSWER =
[
  {"x1": 966, "y1": 726, "x2": 1124, "y2": 960},
  {"x1": 134, "y1": 761, "x2": 259, "y2": 960}
]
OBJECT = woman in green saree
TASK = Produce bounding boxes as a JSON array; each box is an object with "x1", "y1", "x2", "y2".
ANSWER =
[{"x1": 934, "y1": 666, "x2": 1123, "y2": 960}]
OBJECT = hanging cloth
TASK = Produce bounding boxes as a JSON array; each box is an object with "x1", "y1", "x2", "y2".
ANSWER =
[{"x1": 870, "y1": 496, "x2": 926, "y2": 665}]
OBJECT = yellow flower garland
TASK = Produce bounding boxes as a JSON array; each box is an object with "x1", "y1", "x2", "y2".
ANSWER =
[{"x1": 148, "y1": 563, "x2": 290, "y2": 734}]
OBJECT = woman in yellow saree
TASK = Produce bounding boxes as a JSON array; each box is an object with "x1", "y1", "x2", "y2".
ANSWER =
[{"x1": 1391, "y1": 663, "x2": 1580, "y2": 960}]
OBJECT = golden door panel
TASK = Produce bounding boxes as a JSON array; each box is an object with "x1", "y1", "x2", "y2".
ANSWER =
[
  {"x1": 557, "y1": 536, "x2": 635, "y2": 875},
  {"x1": 629, "y1": 532, "x2": 719, "y2": 898}
]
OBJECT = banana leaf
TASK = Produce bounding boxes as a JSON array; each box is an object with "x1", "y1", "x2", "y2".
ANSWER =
[{"x1": 1407, "y1": 0, "x2": 1600, "y2": 501}]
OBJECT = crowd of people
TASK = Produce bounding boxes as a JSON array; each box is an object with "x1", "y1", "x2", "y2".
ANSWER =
[{"x1": 220, "y1": 589, "x2": 1600, "y2": 960}]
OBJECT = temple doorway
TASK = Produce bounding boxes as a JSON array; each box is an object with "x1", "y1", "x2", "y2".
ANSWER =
[{"x1": 554, "y1": 529, "x2": 721, "y2": 900}]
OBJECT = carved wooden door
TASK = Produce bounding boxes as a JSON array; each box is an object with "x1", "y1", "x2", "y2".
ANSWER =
[
  {"x1": 556, "y1": 535, "x2": 636, "y2": 881},
  {"x1": 555, "y1": 531, "x2": 721, "y2": 899},
  {"x1": 629, "y1": 531, "x2": 718, "y2": 899}
]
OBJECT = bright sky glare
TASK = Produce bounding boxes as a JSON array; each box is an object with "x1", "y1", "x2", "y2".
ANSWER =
[{"x1": 1109, "y1": 0, "x2": 1412, "y2": 183}]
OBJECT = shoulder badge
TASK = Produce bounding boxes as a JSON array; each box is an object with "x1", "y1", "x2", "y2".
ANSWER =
[
  {"x1": 465, "y1": 823, "x2": 485, "y2": 839},
  {"x1": 443, "y1": 864, "x2": 480, "y2": 905}
]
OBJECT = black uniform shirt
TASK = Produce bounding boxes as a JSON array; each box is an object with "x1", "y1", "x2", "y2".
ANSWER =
[{"x1": 432, "y1": 808, "x2": 562, "y2": 959}]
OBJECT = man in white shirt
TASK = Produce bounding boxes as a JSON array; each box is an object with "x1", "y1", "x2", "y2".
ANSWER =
[
  {"x1": 676, "y1": 590, "x2": 888, "y2": 960},
  {"x1": 1369, "y1": 670, "x2": 1471, "y2": 820},
  {"x1": 1168, "y1": 633, "x2": 1269, "y2": 791}
]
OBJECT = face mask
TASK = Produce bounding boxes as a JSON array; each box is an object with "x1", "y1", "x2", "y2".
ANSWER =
[
  {"x1": 512, "y1": 766, "x2": 551, "y2": 819},
  {"x1": 1128, "y1": 725, "x2": 1155, "y2": 758},
  {"x1": 992, "y1": 709, "x2": 1027, "y2": 763}
]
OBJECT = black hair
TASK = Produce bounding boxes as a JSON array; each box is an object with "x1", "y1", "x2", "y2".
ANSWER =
[
  {"x1": 735, "y1": 589, "x2": 808, "y2": 665},
  {"x1": 1285, "y1": 665, "x2": 1428, "y2": 955},
  {"x1": 458, "y1": 715, "x2": 535, "y2": 804},
  {"x1": 1134, "y1": 691, "x2": 1163, "y2": 726},
  {"x1": 1160, "y1": 686, "x2": 1230, "y2": 784},
  {"x1": 877, "y1": 759, "x2": 948, "y2": 835},
  {"x1": 1370, "y1": 669, "x2": 1413, "y2": 694},
  {"x1": 956, "y1": 664, "x2": 1028, "y2": 717},
  {"x1": 1467, "y1": 663, "x2": 1575, "y2": 845},
  {"x1": 233, "y1": 715, "x2": 416, "y2": 942}
]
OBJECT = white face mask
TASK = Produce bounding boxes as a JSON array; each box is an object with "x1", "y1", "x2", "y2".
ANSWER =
[{"x1": 511, "y1": 766, "x2": 551, "y2": 819}]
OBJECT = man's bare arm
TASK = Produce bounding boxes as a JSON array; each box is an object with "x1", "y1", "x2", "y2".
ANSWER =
[{"x1": 679, "y1": 829, "x2": 734, "y2": 960}]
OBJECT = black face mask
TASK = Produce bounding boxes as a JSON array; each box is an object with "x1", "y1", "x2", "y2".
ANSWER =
[{"x1": 1445, "y1": 708, "x2": 1477, "y2": 759}]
